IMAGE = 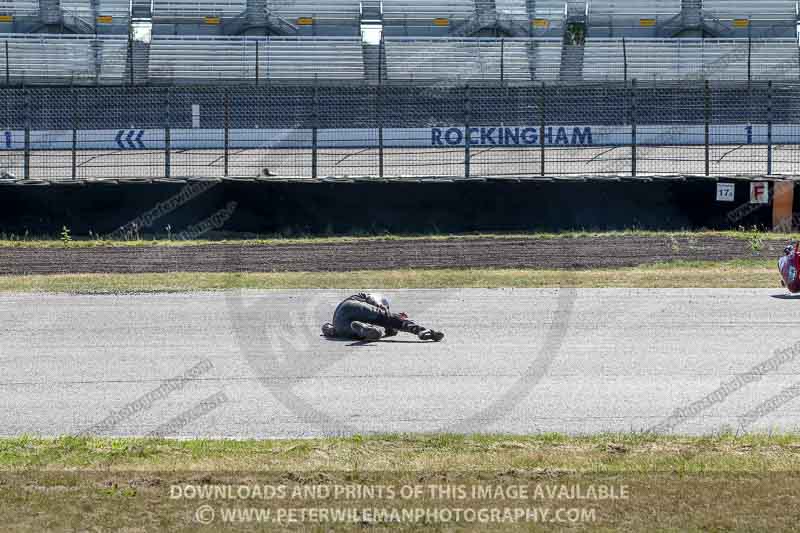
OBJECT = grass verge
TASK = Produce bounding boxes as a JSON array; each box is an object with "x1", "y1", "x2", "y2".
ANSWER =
[
  {"x1": 2, "y1": 434, "x2": 799, "y2": 531},
  {"x1": 0, "y1": 261, "x2": 782, "y2": 293}
]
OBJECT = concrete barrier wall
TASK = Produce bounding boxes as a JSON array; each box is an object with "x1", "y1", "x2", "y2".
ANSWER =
[
  {"x1": 0, "y1": 178, "x2": 778, "y2": 237},
  {"x1": 0, "y1": 124, "x2": 789, "y2": 151}
]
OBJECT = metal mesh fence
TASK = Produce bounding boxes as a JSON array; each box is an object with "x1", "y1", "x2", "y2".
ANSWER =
[{"x1": 0, "y1": 81, "x2": 797, "y2": 180}]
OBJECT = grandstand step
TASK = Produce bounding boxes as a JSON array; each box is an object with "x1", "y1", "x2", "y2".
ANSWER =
[
  {"x1": 559, "y1": 43, "x2": 583, "y2": 81},
  {"x1": 360, "y1": 0, "x2": 382, "y2": 21},
  {"x1": 89, "y1": 0, "x2": 99, "y2": 26},
  {"x1": 63, "y1": 12, "x2": 95, "y2": 33},
  {"x1": 37, "y1": 0, "x2": 98, "y2": 33},
  {"x1": 522, "y1": 39, "x2": 564, "y2": 81},
  {"x1": 90, "y1": 39, "x2": 103, "y2": 83},
  {"x1": 125, "y1": 39, "x2": 150, "y2": 85},
  {"x1": 219, "y1": 0, "x2": 297, "y2": 36},
  {"x1": 475, "y1": 0, "x2": 496, "y2": 16},
  {"x1": 248, "y1": 0, "x2": 267, "y2": 23},
  {"x1": 566, "y1": 0, "x2": 587, "y2": 22},
  {"x1": 448, "y1": 0, "x2": 532, "y2": 37},
  {"x1": 449, "y1": 13, "x2": 483, "y2": 36},
  {"x1": 131, "y1": 0, "x2": 151, "y2": 18},
  {"x1": 362, "y1": 42, "x2": 385, "y2": 83},
  {"x1": 39, "y1": 0, "x2": 62, "y2": 25},
  {"x1": 681, "y1": 0, "x2": 702, "y2": 28}
]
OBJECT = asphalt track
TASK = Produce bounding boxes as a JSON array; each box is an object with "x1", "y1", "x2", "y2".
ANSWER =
[{"x1": 4, "y1": 288, "x2": 800, "y2": 438}]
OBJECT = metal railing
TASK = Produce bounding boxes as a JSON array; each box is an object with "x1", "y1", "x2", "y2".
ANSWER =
[
  {"x1": 151, "y1": 0, "x2": 248, "y2": 19},
  {"x1": 0, "y1": 80, "x2": 799, "y2": 181},
  {"x1": 0, "y1": 35, "x2": 129, "y2": 86},
  {"x1": 0, "y1": 0, "x2": 39, "y2": 17},
  {"x1": 3, "y1": 36, "x2": 800, "y2": 86},
  {"x1": 582, "y1": 37, "x2": 800, "y2": 82}
]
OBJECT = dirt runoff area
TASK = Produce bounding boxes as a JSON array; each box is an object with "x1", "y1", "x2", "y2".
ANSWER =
[{"x1": 0, "y1": 235, "x2": 786, "y2": 275}]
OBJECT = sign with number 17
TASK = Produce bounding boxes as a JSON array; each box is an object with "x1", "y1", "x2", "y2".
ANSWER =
[{"x1": 716, "y1": 182, "x2": 735, "y2": 202}]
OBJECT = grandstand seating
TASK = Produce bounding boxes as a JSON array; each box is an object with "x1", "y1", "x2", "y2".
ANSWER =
[
  {"x1": 588, "y1": 0, "x2": 682, "y2": 36},
  {"x1": 530, "y1": 0, "x2": 568, "y2": 35},
  {"x1": 60, "y1": 0, "x2": 130, "y2": 32},
  {"x1": 151, "y1": 0, "x2": 248, "y2": 19},
  {"x1": 495, "y1": 0, "x2": 529, "y2": 22},
  {"x1": 582, "y1": 38, "x2": 800, "y2": 81},
  {"x1": 147, "y1": 36, "x2": 365, "y2": 82},
  {"x1": 383, "y1": 37, "x2": 562, "y2": 82},
  {"x1": 150, "y1": 0, "x2": 248, "y2": 37},
  {"x1": 566, "y1": 0, "x2": 586, "y2": 18},
  {"x1": 149, "y1": 0, "x2": 365, "y2": 27},
  {"x1": 589, "y1": 0, "x2": 682, "y2": 19},
  {"x1": 0, "y1": 0, "x2": 798, "y2": 86},
  {"x1": 382, "y1": 0, "x2": 477, "y2": 36},
  {"x1": 268, "y1": 0, "x2": 361, "y2": 28},
  {"x1": 526, "y1": 38, "x2": 565, "y2": 79},
  {"x1": 0, "y1": 0, "x2": 128, "y2": 33},
  {"x1": 60, "y1": 0, "x2": 130, "y2": 21},
  {"x1": 149, "y1": 0, "x2": 362, "y2": 36},
  {"x1": 703, "y1": 0, "x2": 798, "y2": 21},
  {"x1": 0, "y1": 34, "x2": 128, "y2": 85},
  {"x1": 0, "y1": 0, "x2": 39, "y2": 16},
  {"x1": 703, "y1": 0, "x2": 798, "y2": 38}
]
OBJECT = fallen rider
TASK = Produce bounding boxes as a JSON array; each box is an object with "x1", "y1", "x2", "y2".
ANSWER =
[{"x1": 321, "y1": 292, "x2": 444, "y2": 342}]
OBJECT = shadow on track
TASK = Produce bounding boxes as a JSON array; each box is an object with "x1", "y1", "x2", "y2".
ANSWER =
[
  {"x1": 771, "y1": 294, "x2": 800, "y2": 300},
  {"x1": 320, "y1": 336, "x2": 430, "y2": 346}
]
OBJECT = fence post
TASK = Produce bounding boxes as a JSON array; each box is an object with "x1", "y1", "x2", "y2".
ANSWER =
[
  {"x1": 23, "y1": 87, "x2": 29, "y2": 179},
  {"x1": 312, "y1": 81, "x2": 318, "y2": 179},
  {"x1": 540, "y1": 82, "x2": 546, "y2": 176},
  {"x1": 767, "y1": 80, "x2": 773, "y2": 175},
  {"x1": 500, "y1": 38, "x2": 505, "y2": 83},
  {"x1": 378, "y1": 38, "x2": 383, "y2": 84},
  {"x1": 747, "y1": 37, "x2": 752, "y2": 83},
  {"x1": 378, "y1": 84, "x2": 384, "y2": 178},
  {"x1": 704, "y1": 80, "x2": 710, "y2": 176},
  {"x1": 4, "y1": 41, "x2": 9, "y2": 86},
  {"x1": 165, "y1": 87, "x2": 171, "y2": 179},
  {"x1": 255, "y1": 40, "x2": 260, "y2": 86},
  {"x1": 128, "y1": 36, "x2": 134, "y2": 86},
  {"x1": 622, "y1": 37, "x2": 628, "y2": 83},
  {"x1": 797, "y1": 40, "x2": 800, "y2": 81},
  {"x1": 224, "y1": 92, "x2": 229, "y2": 177},
  {"x1": 631, "y1": 78, "x2": 637, "y2": 177},
  {"x1": 71, "y1": 87, "x2": 77, "y2": 180},
  {"x1": 464, "y1": 85, "x2": 471, "y2": 178}
]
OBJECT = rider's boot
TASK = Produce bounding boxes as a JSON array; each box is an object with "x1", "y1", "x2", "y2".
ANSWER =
[
  {"x1": 350, "y1": 321, "x2": 382, "y2": 341},
  {"x1": 418, "y1": 329, "x2": 445, "y2": 342},
  {"x1": 397, "y1": 320, "x2": 444, "y2": 341}
]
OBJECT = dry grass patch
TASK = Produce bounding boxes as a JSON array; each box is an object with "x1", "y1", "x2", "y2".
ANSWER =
[
  {"x1": 0, "y1": 261, "x2": 782, "y2": 293},
  {"x1": 2, "y1": 434, "x2": 800, "y2": 530}
]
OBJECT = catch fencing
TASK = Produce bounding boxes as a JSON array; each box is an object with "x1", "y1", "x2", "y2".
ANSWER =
[{"x1": 0, "y1": 80, "x2": 798, "y2": 180}]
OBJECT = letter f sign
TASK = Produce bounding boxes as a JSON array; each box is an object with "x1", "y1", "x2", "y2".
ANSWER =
[{"x1": 750, "y1": 182, "x2": 769, "y2": 204}]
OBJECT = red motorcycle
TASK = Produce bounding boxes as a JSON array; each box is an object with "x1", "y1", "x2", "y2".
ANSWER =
[{"x1": 779, "y1": 242, "x2": 800, "y2": 293}]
